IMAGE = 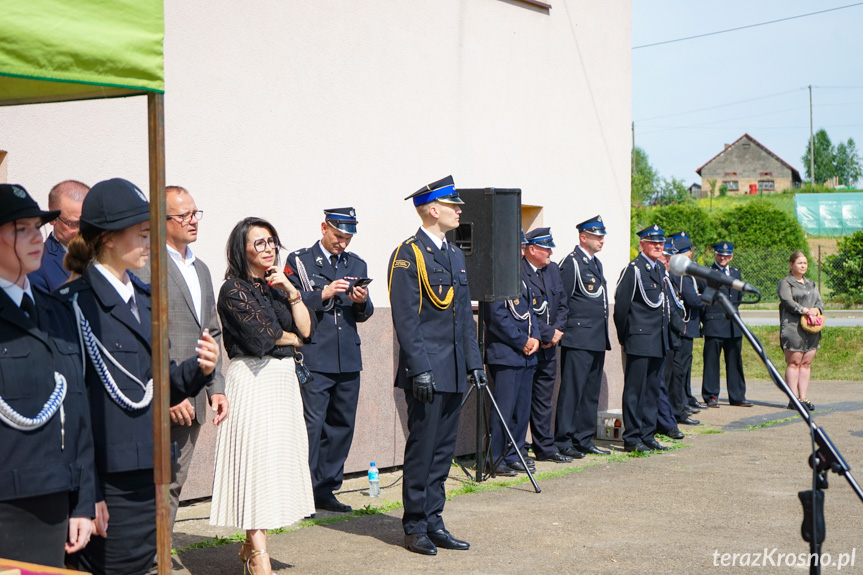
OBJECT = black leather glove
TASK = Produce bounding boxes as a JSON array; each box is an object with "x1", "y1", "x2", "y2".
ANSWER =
[
  {"x1": 469, "y1": 369, "x2": 488, "y2": 386},
  {"x1": 412, "y1": 371, "x2": 436, "y2": 404}
]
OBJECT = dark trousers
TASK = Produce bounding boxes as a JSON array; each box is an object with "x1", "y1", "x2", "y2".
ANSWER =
[
  {"x1": 488, "y1": 365, "x2": 534, "y2": 466},
  {"x1": 402, "y1": 389, "x2": 462, "y2": 535},
  {"x1": 671, "y1": 337, "x2": 698, "y2": 409},
  {"x1": 622, "y1": 354, "x2": 664, "y2": 446},
  {"x1": 656, "y1": 359, "x2": 678, "y2": 433},
  {"x1": 526, "y1": 356, "x2": 558, "y2": 458},
  {"x1": 702, "y1": 336, "x2": 747, "y2": 404},
  {"x1": 555, "y1": 347, "x2": 605, "y2": 451},
  {"x1": 74, "y1": 470, "x2": 156, "y2": 575},
  {"x1": 169, "y1": 421, "x2": 201, "y2": 533},
  {"x1": 302, "y1": 371, "x2": 361, "y2": 502},
  {"x1": 0, "y1": 492, "x2": 67, "y2": 567}
]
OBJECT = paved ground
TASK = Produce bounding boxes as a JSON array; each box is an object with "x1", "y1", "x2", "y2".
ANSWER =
[{"x1": 172, "y1": 378, "x2": 863, "y2": 574}]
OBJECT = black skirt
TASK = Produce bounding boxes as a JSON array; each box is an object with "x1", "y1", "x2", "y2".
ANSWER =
[
  {"x1": 0, "y1": 491, "x2": 68, "y2": 567},
  {"x1": 71, "y1": 469, "x2": 156, "y2": 575}
]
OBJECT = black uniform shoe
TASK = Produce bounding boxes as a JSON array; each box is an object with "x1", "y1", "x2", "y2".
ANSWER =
[
  {"x1": 677, "y1": 417, "x2": 700, "y2": 426},
  {"x1": 658, "y1": 428, "x2": 685, "y2": 440},
  {"x1": 316, "y1": 498, "x2": 352, "y2": 513},
  {"x1": 644, "y1": 439, "x2": 669, "y2": 451},
  {"x1": 685, "y1": 405, "x2": 701, "y2": 414},
  {"x1": 405, "y1": 533, "x2": 437, "y2": 555},
  {"x1": 730, "y1": 400, "x2": 753, "y2": 407},
  {"x1": 535, "y1": 452, "x2": 573, "y2": 463},
  {"x1": 559, "y1": 446, "x2": 586, "y2": 459},
  {"x1": 691, "y1": 400, "x2": 709, "y2": 409},
  {"x1": 576, "y1": 444, "x2": 612, "y2": 455},
  {"x1": 492, "y1": 464, "x2": 517, "y2": 477},
  {"x1": 508, "y1": 460, "x2": 536, "y2": 473},
  {"x1": 624, "y1": 442, "x2": 651, "y2": 453},
  {"x1": 706, "y1": 398, "x2": 720, "y2": 408},
  {"x1": 428, "y1": 529, "x2": 470, "y2": 550}
]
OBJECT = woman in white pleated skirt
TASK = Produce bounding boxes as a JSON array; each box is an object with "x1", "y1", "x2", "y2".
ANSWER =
[{"x1": 211, "y1": 217, "x2": 315, "y2": 575}]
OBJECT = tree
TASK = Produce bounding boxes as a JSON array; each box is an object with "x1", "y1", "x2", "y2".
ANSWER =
[
  {"x1": 834, "y1": 138, "x2": 862, "y2": 187},
  {"x1": 652, "y1": 176, "x2": 691, "y2": 205},
  {"x1": 631, "y1": 146, "x2": 659, "y2": 204},
  {"x1": 824, "y1": 230, "x2": 863, "y2": 305},
  {"x1": 802, "y1": 129, "x2": 837, "y2": 184}
]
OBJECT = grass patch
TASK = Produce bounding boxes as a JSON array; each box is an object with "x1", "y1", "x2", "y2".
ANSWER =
[
  {"x1": 692, "y1": 428, "x2": 725, "y2": 435},
  {"x1": 691, "y1": 326, "x2": 863, "y2": 381},
  {"x1": 741, "y1": 414, "x2": 802, "y2": 430}
]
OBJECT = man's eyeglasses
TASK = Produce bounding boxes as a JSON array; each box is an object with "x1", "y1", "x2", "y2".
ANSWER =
[
  {"x1": 166, "y1": 210, "x2": 204, "y2": 224},
  {"x1": 253, "y1": 237, "x2": 279, "y2": 252},
  {"x1": 57, "y1": 216, "x2": 80, "y2": 230}
]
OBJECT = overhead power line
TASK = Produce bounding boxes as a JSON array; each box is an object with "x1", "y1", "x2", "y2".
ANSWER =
[
  {"x1": 635, "y1": 88, "x2": 804, "y2": 122},
  {"x1": 632, "y1": 2, "x2": 863, "y2": 49}
]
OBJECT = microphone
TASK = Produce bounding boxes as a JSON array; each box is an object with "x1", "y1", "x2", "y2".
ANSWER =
[{"x1": 669, "y1": 254, "x2": 760, "y2": 294}]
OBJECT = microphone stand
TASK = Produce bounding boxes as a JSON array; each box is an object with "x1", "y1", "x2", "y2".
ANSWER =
[{"x1": 702, "y1": 286, "x2": 863, "y2": 575}]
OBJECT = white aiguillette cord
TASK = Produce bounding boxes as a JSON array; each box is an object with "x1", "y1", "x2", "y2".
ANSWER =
[{"x1": 72, "y1": 294, "x2": 153, "y2": 411}]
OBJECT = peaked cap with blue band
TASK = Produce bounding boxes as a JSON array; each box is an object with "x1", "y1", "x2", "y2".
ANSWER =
[
  {"x1": 576, "y1": 215, "x2": 607, "y2": 236},
  {"x1": 663, "y1": 241, "x2": 676, "y2": 256},
  {"x1": 672, "y1": 236, "x2": 693, "y2": 253},
  {"x1": 324, "y1": 207, "x2": 358, "y2": 234},
  {"x1": 521, "y1": 230, "x2": 528, "y2": 245},
  {"x1": 637, "y1": 224, "x2": 665, "y2": 243},
  {"x1": 405, "y1": 175, "x2": 464, "y2": 206},
  {"x1": 525, "y1": 227, "x2": 556, "y2": 248},
  {"x1": 713, "y1": 241, "x2": 734, "y2": 255}
]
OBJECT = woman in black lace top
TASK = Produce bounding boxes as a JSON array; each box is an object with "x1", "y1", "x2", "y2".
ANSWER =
[{"x1": 211, "y1": 217, "x2": 316, "y2": 575}]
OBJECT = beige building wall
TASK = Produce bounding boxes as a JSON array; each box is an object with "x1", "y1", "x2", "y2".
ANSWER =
[{"x1": 1, "y1": 0, "x2": 631, "y2": 495}]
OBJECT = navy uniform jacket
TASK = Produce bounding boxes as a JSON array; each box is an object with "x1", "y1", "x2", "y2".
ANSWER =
[
  {"x1": 484, "y1": 279, "x2": 541, "y2": 367},
  {"x1": 664, "y1": 268, "x2": 687, "y2": 350},
  {"x1": 29, "y1": 233, "x2": 71, "y2": 293},
  {"x1": 0, "y1": 286, "x2": 95, "y2": 518},
  {"x1": 613, "y1": 255, "x2": 668, "y2": 358},
  {"x1": 672, "y1": 273, "x2": 706, "y2": 339},
  {"x1": 559, "y1": 248, "x2": 611, "y2": 352},
  {"x1": 57, "y1": 267, "x2": 212, "y2": 481},
  {"x1": 387, "y1": 229, "x2": 482, "y2": 393},
  {"x1": 522, "y1": 258, "x2": 568, "y2": 362},
  {"x1": 701, "y1": 263, "x2": 743, "y2": 339},
  {"x1": 285, "y1": 244, "x2": 374, "y2": 374}
]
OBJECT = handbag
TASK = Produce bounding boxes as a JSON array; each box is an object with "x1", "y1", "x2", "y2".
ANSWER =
[
  {"x1": 291, "y1": 347, "x2": 314, "y2": 386},
  {"x1": 800, "y1": 309, "x2": 825, "y2": 334}
]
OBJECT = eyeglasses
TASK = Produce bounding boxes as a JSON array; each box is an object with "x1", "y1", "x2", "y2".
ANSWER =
[
  {"x1": 166, "y1": 210, "x2": 204, "y2": 224},
  {"x1": 57, "y1": 216, "x2": 80, "y2": 230},
  {"x1": 252, "y1": 236, "x2": 279, "y2": 252}
]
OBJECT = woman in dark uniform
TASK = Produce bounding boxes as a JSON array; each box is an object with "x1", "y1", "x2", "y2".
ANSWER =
[
  {"x1": 60, "y1": 178, "x2": 220, "y2": 575},
  {"x1": 0, "y1": 184, "x2": 95, "y2": 566}
]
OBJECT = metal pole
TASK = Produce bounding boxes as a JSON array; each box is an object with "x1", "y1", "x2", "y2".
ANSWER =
[
  {"x1": 818, "y1": 245, "x2": 822, "y2": 293},
  {"x1": 810, "y1": 85, "x2": 815, "y2": 192},
  {"x1": 147, "y1": 92, "x2": 171, "y2": 574}
]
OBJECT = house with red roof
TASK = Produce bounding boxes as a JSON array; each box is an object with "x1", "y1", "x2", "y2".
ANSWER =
[{"x1": 696, "y1": 133, "x2": 802, "y2": 196}]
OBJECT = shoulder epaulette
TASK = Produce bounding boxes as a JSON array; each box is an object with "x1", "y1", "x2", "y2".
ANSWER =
[
  {"x1": 54, "y1": 278, "x2": 87, "y2": 299},
  {"x1": 128, "y1": 271, "x2": 152, "y2": 295},
  {"x1": 344, "y1": 251, "x2": 366, "y2": 263},
  {"x1": 403, "y1": 236, "x2": 416, "y2": 245},
  {"x1": 291, "y1": 247, "x2": 310, "y2": 257}
]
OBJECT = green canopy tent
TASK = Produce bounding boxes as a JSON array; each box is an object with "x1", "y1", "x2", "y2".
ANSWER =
[{"x1": 1, "y1": 2, "x2": 175, "y2": 571}]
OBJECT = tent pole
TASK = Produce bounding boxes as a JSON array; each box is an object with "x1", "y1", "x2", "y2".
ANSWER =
[{"x1": 147, "y1": 92, "x2": 171, "y2": 574}]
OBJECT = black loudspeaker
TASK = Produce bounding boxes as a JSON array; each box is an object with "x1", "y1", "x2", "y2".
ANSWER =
[{"x1": 446, "y1": 188, "x2": 521, "y2": 302}]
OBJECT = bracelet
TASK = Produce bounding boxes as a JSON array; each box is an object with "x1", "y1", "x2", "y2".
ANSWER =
[{"x1": 289, "y1": 295, "x2": 302, "y2": 305}]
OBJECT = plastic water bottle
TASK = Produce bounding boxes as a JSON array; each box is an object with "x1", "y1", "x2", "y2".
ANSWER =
[{"x1": 368, "y1": 462, "x2": 380, "y2": 498}]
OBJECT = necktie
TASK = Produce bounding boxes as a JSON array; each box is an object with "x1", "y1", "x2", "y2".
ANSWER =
[
  {"x1": 330, "y1": 254, "x2": 339, "y2": 270},
  {"x1": 20, "y1": 293, "x2": 38, "y2": 327},
  {"x1": 440, "y1": 241, "x2": 451, "y2": 268}
]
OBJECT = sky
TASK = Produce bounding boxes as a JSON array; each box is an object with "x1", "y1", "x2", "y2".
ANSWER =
[{"x1": 632, "y1": 0, "x2": 863, "y2": 187}]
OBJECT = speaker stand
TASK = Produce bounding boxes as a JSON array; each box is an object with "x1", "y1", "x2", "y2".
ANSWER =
[{"x1": 456, "y1": 304, "x2": 541, "y2": 493}]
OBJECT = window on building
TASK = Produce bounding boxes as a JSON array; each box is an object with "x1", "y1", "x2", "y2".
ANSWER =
[
  {"x1": 759, "y1": 171, "x2": 773, "y2": 177},
  {"x1": 723, "y1": 171, "x2": 738, "y2": 177},
  {"x1": 758, "y1": 180, "x2": 774, "y2": 191},
  {"x1": 723, "y1": 180, "x2": 739, "y2": 191}
]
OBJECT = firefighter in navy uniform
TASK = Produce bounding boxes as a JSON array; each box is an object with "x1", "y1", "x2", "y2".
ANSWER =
[
  {"x1": 284, "y1": 207, "x2": 374, "y2": 513},
  {"x1": 387, "y1": 176, "x2": 484, "y2": 556},
  {"x1": 613, "y1": 225, "x2": 669, "y2": 453},
  {"x1": 0, "y1": 184, "x2": 95, "y2": 566},
  {"x1": 554, "y1": 215, "x2": 612, "y2": 457},
  {"x1": 520, "y1": 227, "x2": 572, "y2": 464},
  {"x1": 701, "y1": 241, "x2": 751, "y2": 407}
]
